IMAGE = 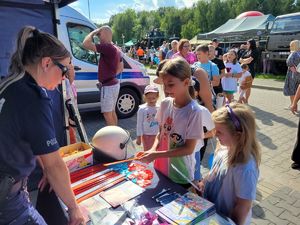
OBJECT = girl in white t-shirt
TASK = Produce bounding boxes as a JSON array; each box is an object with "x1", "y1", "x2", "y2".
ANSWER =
[
  {"x1": 238, "y1": 64, "x2": 253, "y2": 104},
  {"x1": 136, "y1": 85, "x2": 160, "y2": 151},
  {"x1": 136, "y1": 57, "x2": 204, "y2": 187},
  {"x1": 222, "y1": 50, "x2": 242, "y2": 103}
]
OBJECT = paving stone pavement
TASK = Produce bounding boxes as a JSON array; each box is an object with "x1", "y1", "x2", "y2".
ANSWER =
[{"x1": 80, "y1": 79, "x2": 300, "y2": 225}]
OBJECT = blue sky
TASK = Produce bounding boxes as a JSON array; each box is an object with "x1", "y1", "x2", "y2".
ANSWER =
[{"x1": 70, "y1": 0, "x2": 199, "y2": 24}]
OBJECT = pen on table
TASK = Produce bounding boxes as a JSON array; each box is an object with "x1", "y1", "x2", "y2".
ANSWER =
[{"x1": 170, "y1": 163, "x2": 202, "y2": 192}]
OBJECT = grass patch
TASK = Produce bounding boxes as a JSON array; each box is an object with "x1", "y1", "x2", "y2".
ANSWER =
[{"x1": 255, "y1": 74, "x2": 285, "y2": 81}]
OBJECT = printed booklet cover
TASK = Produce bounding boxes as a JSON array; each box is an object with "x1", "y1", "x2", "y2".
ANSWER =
[
  {"x1": 156, "y1": 192, "x2": 215, "y2": 225},
  {"x1": 195, "y1": 213, "x2": 236, "y2": 225},
  {"x1": 99, "y1": 180, "x2": 145, "y2": 207}
]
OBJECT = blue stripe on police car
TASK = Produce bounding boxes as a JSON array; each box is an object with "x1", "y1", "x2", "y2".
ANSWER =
[{"x1": 75, "y1": 72, "x2": 148, "y2": 80}]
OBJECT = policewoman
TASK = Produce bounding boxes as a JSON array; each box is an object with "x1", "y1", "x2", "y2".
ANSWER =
[{"x1": 0, "y1": 26, "x2": 85, "y2": 225}]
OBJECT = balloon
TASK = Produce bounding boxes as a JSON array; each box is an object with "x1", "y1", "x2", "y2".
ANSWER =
[{"x1": 236, "y1": 11, "x2": 264, "y2": 19}]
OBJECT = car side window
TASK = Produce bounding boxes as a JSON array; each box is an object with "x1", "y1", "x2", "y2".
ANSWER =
[
  {"x1": 123, "y1": 58, "x2": 131, "y2": 69},
  {"x1": 67, "y1": 23, "x2": 99, "y2": 65}
]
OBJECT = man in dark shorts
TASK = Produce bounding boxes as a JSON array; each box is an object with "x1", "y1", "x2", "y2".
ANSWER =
[{"x1": 83, "y1": 26, "x2": 123, "y2": 125}]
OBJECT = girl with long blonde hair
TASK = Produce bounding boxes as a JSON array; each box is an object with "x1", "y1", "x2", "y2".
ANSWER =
[{"x1": 198, "y1": 103, "x2": 261, "y2": 225}]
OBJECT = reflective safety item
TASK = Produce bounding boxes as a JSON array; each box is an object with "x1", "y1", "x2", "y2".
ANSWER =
[{"x1": 92, "y1": 126, "x2": 135, "y2": 160}]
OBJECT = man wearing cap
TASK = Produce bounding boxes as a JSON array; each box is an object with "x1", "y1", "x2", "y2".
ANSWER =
[
  {"x1": 212, "y1": 38, "x2": 223, "y2": 59},
  {"x1": 136, "y1": 85, "x2": 160, "y2": 151},
  {"x1": 83, "y1": 26, "x2": 123, "y2": 126}
]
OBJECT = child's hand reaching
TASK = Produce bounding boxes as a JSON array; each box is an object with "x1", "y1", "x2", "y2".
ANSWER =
[
  {"x1": 135, "y1": 150, "x2": 157, "y2": 164},
  {"x1": 196, "y1": 179, "x2": 205, "y2": 196}
]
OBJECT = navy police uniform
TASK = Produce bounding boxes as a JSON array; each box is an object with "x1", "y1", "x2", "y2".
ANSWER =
[{"x1": 0, "y1": 72, "x2": 60, "y2": 224}]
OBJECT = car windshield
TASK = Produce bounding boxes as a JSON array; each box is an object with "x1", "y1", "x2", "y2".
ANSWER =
[{"x1": 270, "y1": 15, "x2": 300, "y2": 34}]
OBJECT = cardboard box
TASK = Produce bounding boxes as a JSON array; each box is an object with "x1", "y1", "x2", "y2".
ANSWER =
[{"x1": 59, "y1": 142, "x2": 93, "y2": 172}]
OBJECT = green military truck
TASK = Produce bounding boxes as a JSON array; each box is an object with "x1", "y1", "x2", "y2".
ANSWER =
[{"x1": 262, "y1": 12, "x2": 300, "y2": 74}]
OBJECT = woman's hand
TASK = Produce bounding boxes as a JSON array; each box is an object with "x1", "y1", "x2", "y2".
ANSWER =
[
  {"x1": 291, "y1": 103, "x2": 298, "y2": 114},
  {"x1": 68, "y1": 206, "x2": 86, "y2": 225},
  {"x1": 38, "y1": 174, "x2": 53, "y2": 193},
  {"x1": 135, "y1": 150, "x2": 157, "y2": 164},
  {"x1": 290, "y1": 66, "x2": 297, "y2": 73}
]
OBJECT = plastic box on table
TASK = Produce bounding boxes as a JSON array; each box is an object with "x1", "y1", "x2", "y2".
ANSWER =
[{"x1": 59, "y1": 142, "x2": 93, "y2": 172}]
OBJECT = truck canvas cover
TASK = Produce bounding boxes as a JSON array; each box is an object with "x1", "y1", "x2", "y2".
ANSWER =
[{"x1": 197, "y1": 14, "x2": 275, "y2": 42}]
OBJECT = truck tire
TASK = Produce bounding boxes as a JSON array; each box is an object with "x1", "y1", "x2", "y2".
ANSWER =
[{"x1": 116, "y1": 88, "x2": 140, "y2": 119}]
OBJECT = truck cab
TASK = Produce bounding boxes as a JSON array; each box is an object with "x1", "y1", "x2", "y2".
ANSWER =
[
  {"x1": 58, "y1": 6, "x2": 149, "y2": 118},
  {"x1": 264, "y1": 12, "x2": 300, "y2": 73}
]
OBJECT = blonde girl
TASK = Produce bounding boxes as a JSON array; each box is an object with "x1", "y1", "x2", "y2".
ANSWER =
[
  {"x1": 137, "y1": 57, "x2": 203, "y2": 187},
  {"x1": 198, "y1": 103, "x2": 261, "y2": 225}
]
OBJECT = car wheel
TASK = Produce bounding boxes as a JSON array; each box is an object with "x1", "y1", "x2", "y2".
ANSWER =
[{"x1": 116, "y1": 88, "x2": 140, "y2": 119}]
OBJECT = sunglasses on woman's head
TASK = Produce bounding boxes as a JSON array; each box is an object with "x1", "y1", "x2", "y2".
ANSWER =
[
  {"x1": 225, "y1": 104, "x2": 242, "y2": 132},
  {"x1": 53, "y1": 61, "x2": 69, "y2": 77}
]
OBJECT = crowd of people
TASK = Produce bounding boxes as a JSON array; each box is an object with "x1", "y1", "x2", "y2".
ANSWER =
[
  {"x1": 126, "y1": 40, "x2": 180, "y2": 66},
  {"x1": 131, "y1": 37, "x2": 258, "y2": 105}
]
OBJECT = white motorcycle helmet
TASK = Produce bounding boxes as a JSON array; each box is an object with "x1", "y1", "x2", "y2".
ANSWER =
[{"x1": 92, "y1": 126, "x2": 133, "y2": 160}]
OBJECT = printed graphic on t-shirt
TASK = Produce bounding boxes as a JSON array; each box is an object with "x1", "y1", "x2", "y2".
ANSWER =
[
  {"x1": 163, "y1": 116, "x2": 173, "y2": 132},
  {"x1": 161, "y1": 116, "x2": 173, "y2": 150},
  {"x1": 146, "y1": 113, "x2": 159, "y2": 128},
  {"x1": 170, "y1": 133, "x2": 184, "y2": 149}
]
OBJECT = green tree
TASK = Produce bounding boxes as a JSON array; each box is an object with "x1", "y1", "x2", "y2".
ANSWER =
[
  {"x1": 134, "y1": 11, "x2": 152, "y2": 41},
  {"x1": 194, "y1": 0, "x2": 209, "y2": 33},
  {"x1": 181, "y1": 20, "x2": 200, "y2": 39},
  {"x1": 160, "y1": 7, "x2": 182, "y2": 37},
  {"x1": 206, "y1": 0, "x2": 231, "y2": 31},
  {"x1": 112, "y1": 9, "x2": 136, "y2": 44}
]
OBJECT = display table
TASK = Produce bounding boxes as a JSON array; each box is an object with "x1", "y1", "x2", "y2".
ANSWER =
[
  {"x1": 36, "y1": 161, "x2": 234, "y2": 225},
  {"x1": 36, "y1": 164, "x2": 186, "y2": 225}
]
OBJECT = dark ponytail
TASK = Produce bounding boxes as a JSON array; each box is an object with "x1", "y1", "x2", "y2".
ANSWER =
[
  {"x1": 9, "y1": 26, "x2": 35, "y2": 75},
  {"x1": 1, "y1": 26, "x2": 70, "y2": 94},
  {"x1": 248, "y1": 39, "x2": 257, "y2": 51}
]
